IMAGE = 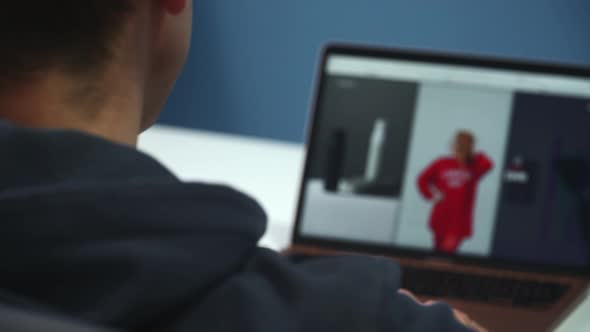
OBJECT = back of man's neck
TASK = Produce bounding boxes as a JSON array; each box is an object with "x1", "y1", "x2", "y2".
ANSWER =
[{"x1": 0, "y1": 72, "x2": 143, "y2": 146}]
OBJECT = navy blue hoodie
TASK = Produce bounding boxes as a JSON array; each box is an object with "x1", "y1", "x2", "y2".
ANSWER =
[{"x1": 0, "y1": 122, "x2": 472, "y2": 332}]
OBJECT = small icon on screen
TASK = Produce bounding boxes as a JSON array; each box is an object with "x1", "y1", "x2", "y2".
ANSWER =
[{"x1": 337, "y1": 79, "x2": 357, "y2": 89}]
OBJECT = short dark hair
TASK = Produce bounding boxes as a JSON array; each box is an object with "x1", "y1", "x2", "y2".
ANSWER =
[{"x1": 1, "y1": 1, "x2": 134, "y2": 87}]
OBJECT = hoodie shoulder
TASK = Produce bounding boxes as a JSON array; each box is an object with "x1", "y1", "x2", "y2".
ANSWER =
[{"x1": 187, "y1": 183, "x2": 267, "y2": 220}]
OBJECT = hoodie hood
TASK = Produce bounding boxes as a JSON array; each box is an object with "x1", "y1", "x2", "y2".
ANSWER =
[{"x1": 0, "y1": 121, "x2": 267, "y2": 330}]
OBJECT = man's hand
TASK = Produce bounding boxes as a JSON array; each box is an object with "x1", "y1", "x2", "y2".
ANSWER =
[
  {"x1": 431, "y1": 188, "x2": 444, "y2": 203},
  {"x1": 398, "y1": 289, "x2": 488, "y2": 332}
]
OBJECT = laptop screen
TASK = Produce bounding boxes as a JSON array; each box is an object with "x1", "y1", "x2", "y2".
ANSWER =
[{"x1": 297, "y1": 48, "x2": 590, "y2": 270}]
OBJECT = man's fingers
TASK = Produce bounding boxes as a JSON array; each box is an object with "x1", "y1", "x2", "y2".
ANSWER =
[
  {"x1": 398, "y1": 289, "x2": 438, "y2": 306},
  {"x1": 453, "y1": 309, "x2": 470, "y2": 323},
  {"x1": 399, "y1": 289, "x2": 487, "y2": 331},
  {"x1": 398, "y1": 289, "x2": 419, "y2": 303},
  {"x1": 453, "y1": 309, "x2": 488, "y2": 332}
]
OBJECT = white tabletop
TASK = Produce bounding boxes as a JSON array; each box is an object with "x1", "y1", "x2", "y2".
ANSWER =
[{"x1": 139, "y1": 124, "x2": 589, "y2": 332}]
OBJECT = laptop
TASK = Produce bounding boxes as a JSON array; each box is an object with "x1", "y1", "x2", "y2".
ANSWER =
[{"x1": 289, "y1": 44, "x2": 590, "y2": 332}]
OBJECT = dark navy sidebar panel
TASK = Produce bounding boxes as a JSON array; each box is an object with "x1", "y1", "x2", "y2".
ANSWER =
[{"x1": 492, "y1": 94, "x2": 590, "y2": 268}]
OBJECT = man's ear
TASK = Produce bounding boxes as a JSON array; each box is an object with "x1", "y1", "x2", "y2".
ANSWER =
[{"x1": 159, "y1": 0, "x2": 187, "y2": 15}]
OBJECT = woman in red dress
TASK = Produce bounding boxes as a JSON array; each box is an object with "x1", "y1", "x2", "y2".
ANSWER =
[{"x1": 417, "y1": 131, "x2": 493, "y2": 254}]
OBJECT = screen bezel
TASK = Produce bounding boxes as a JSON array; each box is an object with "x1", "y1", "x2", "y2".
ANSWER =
[{"x1": 292, "y1": 43, "x2": 590, "y2": 276}]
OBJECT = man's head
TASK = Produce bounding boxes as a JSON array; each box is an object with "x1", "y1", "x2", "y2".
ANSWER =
[
  {"x1": 0, "y1": 0, "x2": 193, "y2": 144},
  {"x1": 453, "y1": 130, "x2": 475, "y2": 164}
]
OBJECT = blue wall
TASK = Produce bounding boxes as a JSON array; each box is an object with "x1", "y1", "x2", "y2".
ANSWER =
[{"x1": 159, "y1": 0, "x2": 590, "y2": 143}]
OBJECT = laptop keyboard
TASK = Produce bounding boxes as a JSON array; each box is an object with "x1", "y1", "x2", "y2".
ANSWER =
[{"x1": 401, "y1": 266, "x2": 570, "y2": 308}]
